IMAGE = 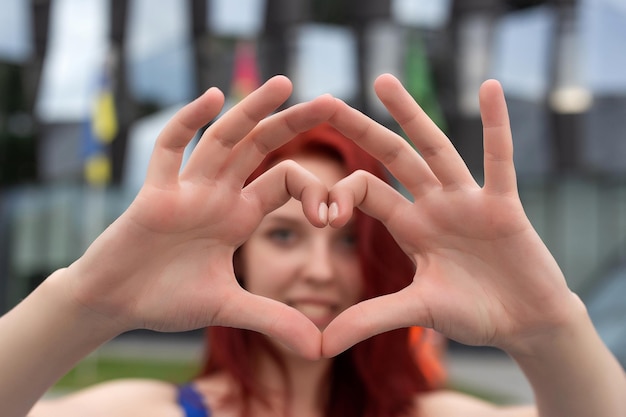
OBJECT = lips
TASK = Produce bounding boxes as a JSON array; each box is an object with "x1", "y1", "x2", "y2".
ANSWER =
[{"x1": 289, "y1": 300, "x2": 338, "y2": 328}]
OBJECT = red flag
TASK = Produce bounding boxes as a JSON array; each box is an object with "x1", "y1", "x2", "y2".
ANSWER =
[{"x1": 229, "y1": 40, "x2": 261, "y2": 103}]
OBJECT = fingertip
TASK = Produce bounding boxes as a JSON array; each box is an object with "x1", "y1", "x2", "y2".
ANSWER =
[
  {"x1": 190, "y1": 86, "x2": 224, "y2": 112},
  {"x1": 299, "y1": 179, "x2": 330, "y2": 228},
  {"x1": 269, "y1": 73, "x2": 291, "y2": 83},
  {"x1": 328, "y1": 201, "x2": 339, "y2": 225},
  {"x1": 374, "y1": 72, "x2": 399, "y2": 85},
  {"x1": 479, "y1": 79, "x2": 505, "y2": 100},
  {"x1": 321, "y1": 334, "x2": 351, "y2": 358},
  {"x1": 280, "y1": 308, "x2": 323, "y2": 360},
  {"x1": 277, "y1": 326, "x2": 323, "y2": 360},
  {"x1": 316, "y1": 92, "x2": 334, "y2": 101},
  {"x1": 321, "y1": 343, "x2": 350, "y2": 358},
  {"x1": 479, "y1": 79, "x2": 510, "y2": 126},
  {"x1": 203, "y1": 85, "x2": 224, "y2": 97},
  {"x1": 316, "y1": 93, "x2": 337, "y2": 107},
  {"x1": 266, "y1": 74, "x2": 293, "y2": 92},
  {"x1": 197, "y1": 86, "x2": 225, "y2": 107},
  {"x1": 321, "y1": 319, "x2": 355, "y2": 358},
  {"x1": 318, "y1": 202, "x2": 329, "y2": 225},
  {"x1": 299, "y1": 332, "x2": 324, "y2": 361},
  {"x1": 481, "y1": 78, "x2": 502, "y2": 88},
  {"x1": 304, "y1": 200, "x2": 328, "y2": 228},
  {"x1": 374, "y1": 73, "x2": 406, "y2": 101},
  {"x1": 308, "y1": 94, "x2": 338, "y2": 120}
]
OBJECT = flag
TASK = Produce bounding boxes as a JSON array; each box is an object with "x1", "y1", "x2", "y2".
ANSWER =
[
  {"x1": 404, "y1": 33, "x2": 446, "y2": 132},
  {"x1": 83, "y1": 64, "x2": 118, "y2": 187},
  {"x1": 227, "y1": 40, "x2": 261, "y2": 105}
]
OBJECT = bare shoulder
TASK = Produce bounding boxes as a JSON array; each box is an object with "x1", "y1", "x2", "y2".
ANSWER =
[
  {"x1": 193, "y1": 372, "x2": 240, "y2": 416},
  {"x1": 30, "y1": 378, "x2": 183, "y2": 417},
  {"x1": 416, "y1": 389, "x2": 536, "y2": 417}
]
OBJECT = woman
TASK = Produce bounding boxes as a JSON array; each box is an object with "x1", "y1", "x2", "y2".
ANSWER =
[
  {"x1": 2, "y1": 74, "x2": 625, "y2": 417},
  {"x1": 197, "y1": 122, "x2": 444, "y2": 417}
]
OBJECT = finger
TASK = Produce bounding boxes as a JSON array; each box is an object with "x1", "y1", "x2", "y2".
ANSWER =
[
  {"x1": 218, "y1": 289, "x2": 322, "y2": 360},
  {"x1": 374, "y1": 74, "x2": 476, "y2": 189},
  {"x1": 145, "y1": 87, "x2": 225, "y2": 187},
  {"x1": 244, "y1": 160, "x2": 329, "y2": 228},
  {"x1": 479, "y1": 80, "x2": 517, "y2": 195},
  {"x1": 182, "y1": 75, "x2": 293, "y2": 180},
  {"x1": 222, "y1": 94, "x2": 338, "y2": 186},
  {"x1": 328, "y1": 98, "x2": 440, "y2": 198},
  {"x1": 328, "y1": 170, "x2": 409, "y2": 228},
  {"x1": 322, "y1": 286, "x2": 427, "y2": 357}
]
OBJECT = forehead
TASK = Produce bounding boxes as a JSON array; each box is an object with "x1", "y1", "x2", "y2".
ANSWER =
[{"x1": 290, "y1": 153, "x2": 347, "y2": 188}]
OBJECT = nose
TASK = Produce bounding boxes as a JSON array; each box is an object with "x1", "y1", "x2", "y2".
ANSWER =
[{"x1": 302, "y1": 238, "x2": 336, "y2": 284}]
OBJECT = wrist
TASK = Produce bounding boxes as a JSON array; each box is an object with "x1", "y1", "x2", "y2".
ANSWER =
[
  {"x1": 504, "y1": 291, "x2": 589, "y2": 360},
  {"x1": 0, "y1": 268, "x2": 122, "y2": 416},
  {"x1": 42, "y1": 267, "x2": 128, "y2": 341},
  {"x1": 504, "y1": 293, "x2": 626, "y2": 417}
]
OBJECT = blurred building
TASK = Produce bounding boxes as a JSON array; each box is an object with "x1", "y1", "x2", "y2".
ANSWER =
[{"x1": 1, "y1": 0, "x2": 626, "y2": 364}]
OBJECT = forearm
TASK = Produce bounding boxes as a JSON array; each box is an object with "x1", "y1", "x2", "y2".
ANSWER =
[
  {"x1": 509, "y1": 297, "x2": 626, "y2": 417},
  {"x1": 0, "y1": 268, "x2": 121, "y2": 417}
]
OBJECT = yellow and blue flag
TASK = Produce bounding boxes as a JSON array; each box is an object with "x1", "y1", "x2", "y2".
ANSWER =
[{"x1": 83, "y1": 66, "x2": 118, "y2": 187}]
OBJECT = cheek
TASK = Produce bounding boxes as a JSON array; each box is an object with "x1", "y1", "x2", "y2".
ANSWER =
[
  {"x1": 240, "y1": 251, "x2": 294, "y2": 298},
  {"x1": 340, "y1": 260, "x2": 365, "y2": 303}
]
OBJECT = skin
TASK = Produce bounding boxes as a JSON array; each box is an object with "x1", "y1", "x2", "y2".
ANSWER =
[
  {"x1": 28, "y1": 154, "x2": 534, "y2": 417},
  {"x1": 5, "y1": 75, "x2": 337, "y2": 417},
  {"x1": 323, "y1": 75, "x2": 626, "y2": 416},
  {"x1": 234, "y1": 155, "x2": 363, "y2": 416},
  {"x1": 240, "y1": 155, "x2": 363, "y2": 334},
  {"x1": 1, "y1": 74, "x2": 624, "y2": 417},
  {"x1": 324, "y1": 76, "x2": 571, "y2": 354}
]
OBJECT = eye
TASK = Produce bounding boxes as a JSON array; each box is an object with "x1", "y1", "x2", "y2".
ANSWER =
[
  {"x1": 267, "y1": 227, "x2": 297, "y2": 246},
  {"x1": 337, "y1": 231, "x2": 358, "y2": 251}
]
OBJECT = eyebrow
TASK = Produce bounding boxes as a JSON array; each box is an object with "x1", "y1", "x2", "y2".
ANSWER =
[
  {"x1": 259, "y1": 215, "x2": 304, "y2": 230},
  {"x1": 263, "y1": 214, "x2": 301, "y2": 223}
]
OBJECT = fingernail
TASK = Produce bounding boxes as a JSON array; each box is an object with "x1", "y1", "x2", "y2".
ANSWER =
[
  {"x1": 318, "y1": 202, "x2": 328, "y2": 224},
  {"x1": 329, "y1": 202, "x2": 339, "y2": 223}
]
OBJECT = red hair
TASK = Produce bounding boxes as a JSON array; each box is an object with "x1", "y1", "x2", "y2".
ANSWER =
[{"x1": 199, "y1": 123, "x2": 444, "y2": 417}]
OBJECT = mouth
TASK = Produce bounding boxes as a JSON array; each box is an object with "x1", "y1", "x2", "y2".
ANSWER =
[{"x1": 289, "y1": 301, "x2": 338, "y2": 328}]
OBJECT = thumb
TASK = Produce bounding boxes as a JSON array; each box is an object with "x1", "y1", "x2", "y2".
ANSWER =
[
  {"x1": 218, "y1": 289, "x2": 323, "y2": 360},
  {"x1": 321, "y1": 286, "x2": 428, "y2": 357}
]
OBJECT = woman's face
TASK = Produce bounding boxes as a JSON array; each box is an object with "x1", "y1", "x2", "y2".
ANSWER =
[{"x1": 239, "y1": 154, "x2": 363, "y2": 331}]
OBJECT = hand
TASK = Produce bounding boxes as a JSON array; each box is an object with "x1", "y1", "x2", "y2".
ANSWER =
[
  {"x1": 66, "y1": 76, "x2": 336, "y2": 359},
  {"x1": 322, "y1": 74, "x2": 579, "y2": 357}
]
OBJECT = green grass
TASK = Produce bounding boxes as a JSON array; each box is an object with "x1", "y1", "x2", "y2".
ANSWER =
[
  {"x1": 54, "y1": 356, "x2": 200, "y2": 390},
  {"x1": 53, "y1": 356, "x2": 514, "y2": 406},
  {"x1": 446, "y1": 381, "x2": 519, "y2": 405}
]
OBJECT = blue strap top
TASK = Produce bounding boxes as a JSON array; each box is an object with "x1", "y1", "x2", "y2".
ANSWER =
[{"x1": 177, "y1": 384, "x2": 211, "y2": 417}]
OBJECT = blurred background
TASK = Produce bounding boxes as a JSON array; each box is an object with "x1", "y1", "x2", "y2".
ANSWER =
[{"x1": 1, "y1": 0, "x2": 625, "y2": 402}]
